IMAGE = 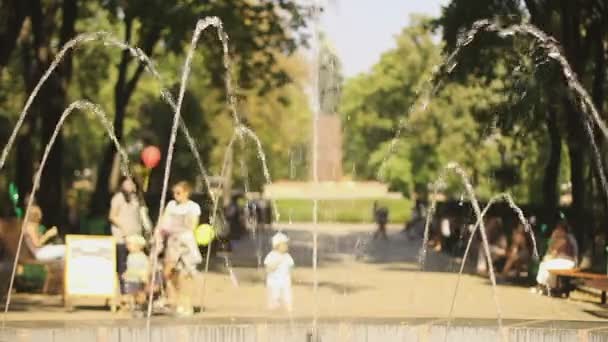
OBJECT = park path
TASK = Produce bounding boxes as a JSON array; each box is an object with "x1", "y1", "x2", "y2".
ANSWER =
[{"x1": 2, "y1": 223, "x2": 606, "y2": 322}]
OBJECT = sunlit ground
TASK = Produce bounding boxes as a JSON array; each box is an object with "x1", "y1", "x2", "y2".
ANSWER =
[{"x1": 3, "y1": 224, "x2": 604, "y2": 322}]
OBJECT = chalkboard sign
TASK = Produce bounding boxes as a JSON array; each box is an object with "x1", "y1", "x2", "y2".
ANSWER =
[{"x1": 64, "y1": 235, "x2": 117, "y2": 302}]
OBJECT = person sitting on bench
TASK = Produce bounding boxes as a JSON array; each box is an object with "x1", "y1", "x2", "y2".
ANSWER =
[
  {"x1": 501, "y1": 223, "x2": 531, "y2": 278},
  {"x1": 536, "y1": 223, "x2": 576, "y2": 293},
  {"x1": 24, "y1": 205, "x2": 65, "y2": 261}
]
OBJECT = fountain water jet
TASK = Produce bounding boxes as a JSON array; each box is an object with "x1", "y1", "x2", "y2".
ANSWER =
[
  {"x1": 379, "y1": 20, "x2": 608, "y2": 336},
  {"x1": 310, "y1": 0, "x2": 322, "y2": 336},
  {"x1": 98, "y1": 16, "x2": 282, "y2": 328},
  {"x1": 0, "y1": 15, "x2": 281, "y2": 338},
  {"x1": 2, "y1": 100, "x2": 135, "y2": 324},
  {"x1": 238, "y1": 125, "x2": 281, "y2": 222},
  {"x1": 418, "y1": 162, "x2": 504, "y2": 331},
  {"x1": 0, "y1": 18, "x2": 278, "y2": 235},
  {"x1": 8, "y1": 9, "x2": 601, "y2": 341},
  {"x1": 0, "y1": 30, "x2": 218, "y2": 221},
  {"x1": 379, "y1": 19, "x2": 608, "y2": 205},
  {"x1": 443, "y1": 192, "x2": 538, "y2": 342}
]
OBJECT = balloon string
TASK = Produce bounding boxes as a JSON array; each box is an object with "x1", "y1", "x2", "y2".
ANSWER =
[{"x1": 143, "y1": 168, "x2": 151, "y2": 193}]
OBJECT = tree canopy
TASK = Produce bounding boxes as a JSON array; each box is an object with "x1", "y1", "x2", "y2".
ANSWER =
[
  {"x1": 342, "y1": 2, "x2": 608, "y2": 249},
  {"x1": 0, "y1": 0, "x2": 311, "y2": 225},
  {"x1": 341, "y1": 16, "x2": 544, "y2": 199}
]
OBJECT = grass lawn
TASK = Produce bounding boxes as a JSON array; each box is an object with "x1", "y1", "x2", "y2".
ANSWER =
[{"x1": 274, "y1": 198, "x2": 411, "y2": 223}]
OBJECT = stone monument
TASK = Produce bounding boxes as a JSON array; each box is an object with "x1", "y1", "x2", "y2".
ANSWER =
[{"x1": 314, "y1": 114, "x2": 343, "y2": 181}]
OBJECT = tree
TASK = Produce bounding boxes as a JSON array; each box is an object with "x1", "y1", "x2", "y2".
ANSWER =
[
  {"x1": 89, "y1": 0, "x2": 310, "y2": 216},
  {"x1": 341, "y1": 15, "x2": 550, "y2": 204},
  {"x1": 0, "y1": 1, "x2": 311, "y2": 231},
  {"x1": 341, "y1": 17, "x2": 440, "y2": 186},
  {"x1": 1, "y1": 0, "x2": 80, "y2": 226},
  {"x1": 0, "y1": 0, "x2": 27, "y2": 72},
  {"x1": 436, "y1": 0, "x2": 608, "y2": 247},
  {"x1": 239, "y1": 53, "x2": 312, "y2": 187}
]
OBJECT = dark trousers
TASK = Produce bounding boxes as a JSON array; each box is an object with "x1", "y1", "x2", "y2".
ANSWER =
[
  {"x1": 116, "y1": 243, "x2": 128, "y2": 293},
  {"x1": 374, "y1": 223, "x2": 388, "y2": 240}
]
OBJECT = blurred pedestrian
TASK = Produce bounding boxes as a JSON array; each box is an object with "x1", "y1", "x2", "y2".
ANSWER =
[
  {"x1": 501, "y1": 223, "x2": 531, "y2": 278},
  {"x1": 476, "y1": 217, "x2": 507, "y2": 275},
  {"x1": 225, "y1": 192, "x2": 244, "y2": 239},
  {"x1": 109, "y1": 177, "x2": 143, "y2": 293},
  {"x1": 373, "y1": 201, "x2": 389, "y2": 240}
]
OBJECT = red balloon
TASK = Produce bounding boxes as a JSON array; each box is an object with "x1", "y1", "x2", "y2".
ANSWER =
[{"x1": 141, "y1": 146, "x2": 161, "y2": 169}]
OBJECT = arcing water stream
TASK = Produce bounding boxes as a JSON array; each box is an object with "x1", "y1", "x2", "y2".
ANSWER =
[
  {"x1": 0, "y1": 16, "x2": 280, "y2": 340},
  {"x1": 2, "y1": 100, "x2": 135, "y2": 326},
  {"x1": 380, "y1": 19, "x2": 608, "y2": 206},
  {"x1": 1, "y1": 11, "x2": 606, "y2": 342}
]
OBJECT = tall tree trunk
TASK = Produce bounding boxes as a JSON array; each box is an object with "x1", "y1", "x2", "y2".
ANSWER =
[
  {"x1": 89, "y1": 92, "x2": 128, "y2": 217},
  {"x1": 590, "y1": 17, "x2": 606, "y2": 193},
  {"x1": 589, "y1": 16, "x2": 608, "y2": 238},
  {"x1": 15, "y1": 26, "x2": 37, "y2": 207},
  {"x1": 0, "y1": 0, "x2": 27, "y2": 71},
  {"x1": 37, "y1": 78, "x2": 66, "y2": 226},
  {"x1": 565, "y1": 100, "x2": 587, "y2": 251},
  {"x1": 16, "y1": 0, "x2": 76, "y2": 227},
  {"x1": 90, "y1": 17, "x2": 133, "y2": 217},
  {"x1": 15, "y1": 133, "x2": 34, "y2": 207},
  {"x1": 90, "y1": 19, "x2": 158, "y2": 217},
  {"x1": 559, "y1": 0, "x2": 589, "y2": 252},
  {"x1": 36, "y1": 0, "x2": 77, "y2": 227},
  {"x1": 542, "y1": 106, "x2": 561, "y2": 228}
]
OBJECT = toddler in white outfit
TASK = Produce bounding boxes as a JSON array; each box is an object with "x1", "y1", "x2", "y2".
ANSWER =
[{"x1": 264, "y1": 232, "x2": 294, "y2": 311}]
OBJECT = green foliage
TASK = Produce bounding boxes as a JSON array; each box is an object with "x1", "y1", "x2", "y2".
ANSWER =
[
  {"x1": 0, "y1": 0, "x2": 312, "y2": 221},
  {"x1": 435, "y1": 0, "x2": 608, "y2": 239},
  {"x1": 275, "y1": 198, "x2": 411, "y2": 223},
  {"x1": 341, "y1": 17, "x2": 440, "y2": 187},
  {"x1": 103, "y1": 0, "x2": 309, "y2": 92},
  {"x1": 341, "y1": 16, "x2": 546, "y2": 202}
]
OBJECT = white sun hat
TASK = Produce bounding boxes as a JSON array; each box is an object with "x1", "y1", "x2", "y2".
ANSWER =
[{"x1": 271, "y1": 232, "x2": 289, "y2": 247}]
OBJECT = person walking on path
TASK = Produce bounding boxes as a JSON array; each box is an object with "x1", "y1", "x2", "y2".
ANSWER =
[{"x1": 373, "y1": 201, "x2": 389, "y2": 240}]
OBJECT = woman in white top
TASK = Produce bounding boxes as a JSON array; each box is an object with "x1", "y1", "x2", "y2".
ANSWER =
[{"x1": 536, "y1": 223, "x2": 577, "y2": 291}]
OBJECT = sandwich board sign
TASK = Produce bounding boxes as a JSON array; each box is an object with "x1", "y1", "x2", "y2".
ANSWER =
[{"x1": 64, "y1": 235, "x2": 117, "y2": 309}]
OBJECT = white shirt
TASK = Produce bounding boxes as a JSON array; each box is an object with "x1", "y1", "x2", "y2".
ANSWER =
[
  {"x1": 163, "y1": 200, "x2": 201, "y2": 233},
  {"x1": 264, "y1": 250, "x2": 294, "y2": 286}
]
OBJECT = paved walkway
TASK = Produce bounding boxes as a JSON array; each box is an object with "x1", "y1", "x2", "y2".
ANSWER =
[{"x1": 2, "y1": 223, "x2": 606, "y2": 322}]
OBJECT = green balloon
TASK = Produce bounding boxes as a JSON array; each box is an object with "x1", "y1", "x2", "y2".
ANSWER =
[
  {"x1": 9, "y1": 182, "x2": 19, "y2": 204},
  {"x1": 195, "y1": 224, "x2": 215, "y2": 246},
  {"x1": 8, "y1": 183, "x2": 22, "y2": 218}
]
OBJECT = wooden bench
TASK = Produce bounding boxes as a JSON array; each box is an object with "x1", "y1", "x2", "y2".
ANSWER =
[
  {"x1": 549, "y1": 268, "x2": 608, "y2": 303},
  {"x1": 0, "y1": 218, "x2": 63, "y2": 294}
]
